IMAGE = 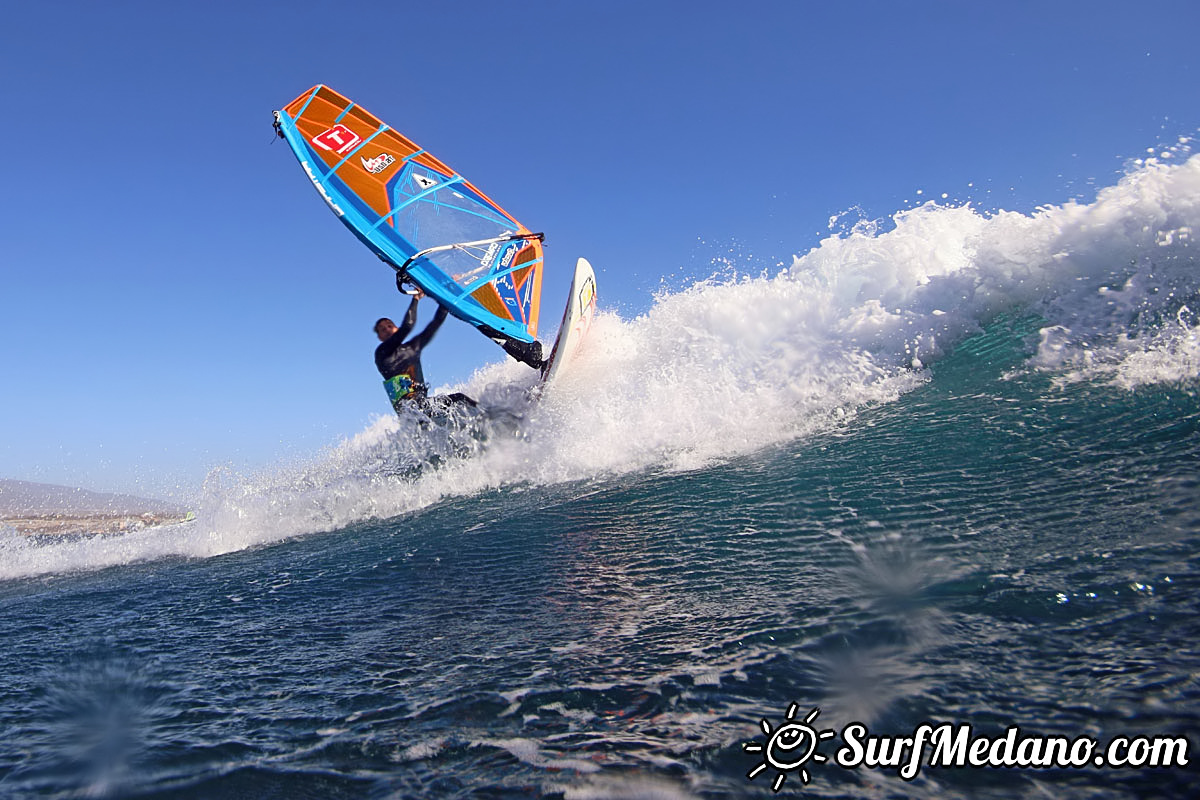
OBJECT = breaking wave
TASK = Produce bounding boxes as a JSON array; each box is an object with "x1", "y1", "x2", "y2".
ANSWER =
[{"x1": 4, "y1": 144, "x2": 1198, "y2": 580}]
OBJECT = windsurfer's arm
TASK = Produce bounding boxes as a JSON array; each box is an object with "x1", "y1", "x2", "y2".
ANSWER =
[
  {"x1": 409, "y1": 305, "x2": 449, "y2": 351},
  {"x1": 395, "y1": 295, "x2": 420, "y2": 340}
]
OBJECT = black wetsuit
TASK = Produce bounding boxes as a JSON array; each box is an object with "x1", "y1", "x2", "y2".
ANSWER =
[
  {"x1": 375, "y1": 298, "x2": 476, "y2": 412},
  {"x1": 375, "y1": 297, "x2": 438, "y2": 387}
]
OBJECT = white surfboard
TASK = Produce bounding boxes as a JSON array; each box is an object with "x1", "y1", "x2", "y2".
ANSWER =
[{"x1": 540, "y1": 258, "x2": 597, "y2": 386}]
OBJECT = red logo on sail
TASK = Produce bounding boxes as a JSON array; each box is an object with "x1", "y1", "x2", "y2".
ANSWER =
[{"x1": 311, "y1": 124, "x2": 362, "y2": 155}]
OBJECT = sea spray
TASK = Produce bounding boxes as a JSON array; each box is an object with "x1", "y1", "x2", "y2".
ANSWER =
[{"x1": 5, "y1": 150, "x2": 1199, "y2": 580}]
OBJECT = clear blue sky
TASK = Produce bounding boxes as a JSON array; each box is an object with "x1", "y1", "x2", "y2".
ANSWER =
[{"x1": 1, "y1": 0, "x2": 1197, "y2": 497}]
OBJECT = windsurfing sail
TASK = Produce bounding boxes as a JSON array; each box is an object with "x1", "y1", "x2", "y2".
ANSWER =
[{"x1": 273, "y1": 85, "x2": 544, "y2": 367}]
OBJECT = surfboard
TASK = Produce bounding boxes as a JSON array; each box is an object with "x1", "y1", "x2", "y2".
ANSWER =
[{"x1": 541, "y1": 258, "x2": 597, "y2": 386}]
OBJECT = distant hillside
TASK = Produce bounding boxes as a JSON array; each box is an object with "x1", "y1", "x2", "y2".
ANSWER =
[{"x1": 0, "y1": 478, "x2": 177, "y2": 517}]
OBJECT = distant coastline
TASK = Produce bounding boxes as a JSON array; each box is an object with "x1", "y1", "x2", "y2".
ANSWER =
[
  {"x1": 0, "y1": 478, "x2": 188, "y2": 537},
  {"x1": 2, "y1": 511, "x2": 191, "y2": 538}
]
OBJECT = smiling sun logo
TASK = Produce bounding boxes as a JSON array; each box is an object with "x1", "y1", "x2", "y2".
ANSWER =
[{"x1": 744, "y1": 704, "x2": 837, "y2": 792}]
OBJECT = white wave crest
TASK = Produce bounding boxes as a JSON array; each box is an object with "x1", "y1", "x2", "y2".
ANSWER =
[{"x1": 7, "y1": 149, "x2": 1199, "y2": 579}]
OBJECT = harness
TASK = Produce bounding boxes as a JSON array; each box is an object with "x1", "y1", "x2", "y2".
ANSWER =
[{"x1": 383, "y1": 373, "x2": 428, "y2": 413}]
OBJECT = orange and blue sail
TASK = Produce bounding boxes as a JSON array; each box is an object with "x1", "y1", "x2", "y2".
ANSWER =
[{"x1": 274, "y1": 85, "x2": 544, "y2": 362}]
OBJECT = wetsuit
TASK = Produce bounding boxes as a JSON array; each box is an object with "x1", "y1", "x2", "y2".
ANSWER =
[{"x1": 375, "y1": 300, "x2": 476, "y2": 414}]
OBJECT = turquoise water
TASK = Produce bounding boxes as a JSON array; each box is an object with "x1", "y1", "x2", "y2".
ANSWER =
[{"x1": 2, "y1": 154, "x2": 1198, "y2": 798}]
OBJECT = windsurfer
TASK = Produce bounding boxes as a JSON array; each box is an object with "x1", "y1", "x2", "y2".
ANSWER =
[{"x1": 374, "y1": 291, "x2": 477, "y2": 414}]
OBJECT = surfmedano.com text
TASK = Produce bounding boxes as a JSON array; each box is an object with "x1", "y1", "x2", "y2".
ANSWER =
[{"x1": 837, "y1": 722, "x2": 1191, "y2": 780}]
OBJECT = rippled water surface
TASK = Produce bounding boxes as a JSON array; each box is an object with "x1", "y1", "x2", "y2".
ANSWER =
[{"x1": 2, "y1": 316, "x2": 1198, "y2": 799}]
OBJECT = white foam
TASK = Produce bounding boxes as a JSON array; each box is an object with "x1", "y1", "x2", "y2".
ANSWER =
[
  {"x1": 6, "y1": 149, "x2": 1199, "y2": 580},
  {"x1": 472, "y1": 737, "x2": 600, "y2": 774}
]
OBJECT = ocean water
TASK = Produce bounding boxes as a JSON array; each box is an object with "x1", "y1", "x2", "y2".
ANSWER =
[{"x1": 1, "y1": 149, "x2": 1199, "y2": 798}]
